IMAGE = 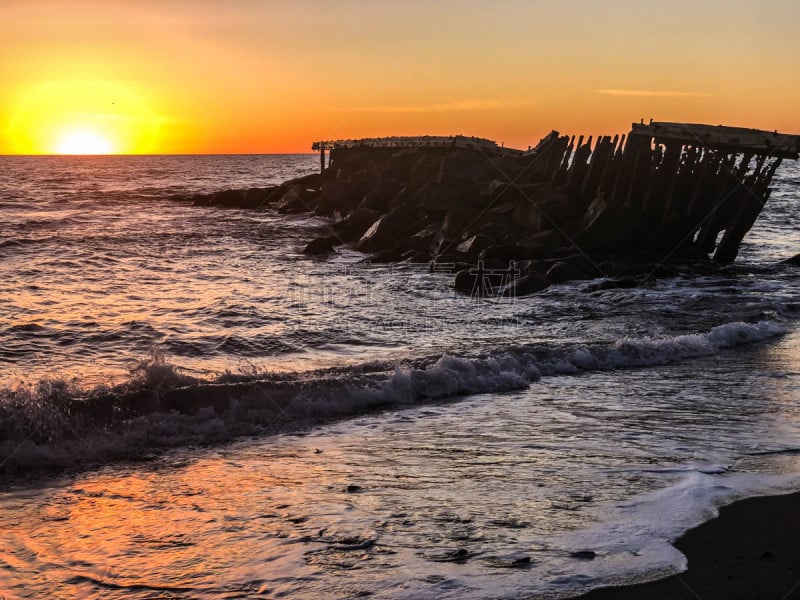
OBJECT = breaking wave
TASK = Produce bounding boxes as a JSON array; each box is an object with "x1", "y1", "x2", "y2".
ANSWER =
[{"x1": 0, "y1": 320, "x2": 787, "y2": 474}]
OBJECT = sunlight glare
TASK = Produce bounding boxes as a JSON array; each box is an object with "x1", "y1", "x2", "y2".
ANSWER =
[
  {"x1": 7, "y1": 80, "x2": 161, "y2": 155},
  {"x1": 55, "y1": 130, "x2": 114, "y2": 155}
]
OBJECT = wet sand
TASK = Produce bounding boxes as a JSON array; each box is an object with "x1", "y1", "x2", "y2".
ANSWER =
[{"x1": 574, "y1": 492, "x2": 800, "y2": 599}]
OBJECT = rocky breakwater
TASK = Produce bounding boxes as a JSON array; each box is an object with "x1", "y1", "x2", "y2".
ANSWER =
[{"x1": 180, "y1": 124, "x2": 800, "y2": 296}]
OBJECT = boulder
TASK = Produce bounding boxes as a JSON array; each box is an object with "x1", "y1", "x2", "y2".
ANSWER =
[
  {"x1": 509, "y1": 188, "x2": 578, "y2": 233},
  {"x1": 453, "y1": 266, "x2": 507, "y2": 294},
  {"x1": 503, "y1": 271, "x2": 550, "y2": 297},
  {"x1": 437, "y1": 149, "x2": 492, "y2": 185},
  {"x1": 442, "y1": 208, "x2": 483, "y2": 237},
  {"x1": 189, "y1": 192, "x2": 214, "y2": 206},
  {"x1": 480, "y1": 243, "x2": 523, "y2": 263},
  {"x1": 455, "y1": 234, "x2": 495, "y2": 259},
  {"x1": 361, "y1": 182, "x2": 407, "y2": 212},
  {"x1": 408, "y1": 151, "x2": 447, "y2": 189},
  {"x1": 575, "y1": 196, "x2": 641, "y2": 251},
  {"x1": 241, "y1": 187, "x2": 278, "y2": 208},
  {"x1": 276, "y1": 185, "x2": 318, "y2": 214},
  {"x1": 402, "y1": 250, "x2": 432, "y2": 263},
  {"x1": 429, "y1": 259, "x2": 472, "y2": 274},
  {"x1": 419, "y1": 181, "x2": 483, "y2": 212},
  {"x1": 520, "y1": 229, "x2": 564, "y2": 251},
  {"x1": 333, "y1": 207, "x2": 382, "y2": 241},
  {"x1": 381, "y1": 148, "x2": 422, "y2": 182},
  {"x1": 368, "y1": 248, "x2": 405, "y2": 263},
  {"x1": 318, "y1": 179, "x2": 369, "y2": 215},
  {"x1": 356, "y1": 203, "x2": 419, "y2": 252},
  {"x1": 284, "y1": 171, "x2": 323, "y2": 190},
  {"x1": 453, "y1": 268, "x2": 479, "y2": 293},
  {"x1": 401, "y1": 225, "x2": 442, "y2": 255},
  {"x1": 546, "y1": 261, "x2": 590, "y2": 283},
  {"x1": 303, "y1": 236, "x2": 338, "y2": 256},
  {"x1": 209, "y1": 189, "x2": 245, "y2": 207}
]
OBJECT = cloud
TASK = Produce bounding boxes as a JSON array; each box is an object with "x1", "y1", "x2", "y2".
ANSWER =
[
  {"x1": 337, "y1": 100, "x2": 533, "y2": 113},
  {"x1": 595, "y1": 89, "x2": 713, "y2": 98}
]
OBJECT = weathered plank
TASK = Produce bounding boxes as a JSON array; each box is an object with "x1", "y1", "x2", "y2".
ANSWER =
[{"x1": 631, "y1": 122, "x2": 800, "y2": 158}]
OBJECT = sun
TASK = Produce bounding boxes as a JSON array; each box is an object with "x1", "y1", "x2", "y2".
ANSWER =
[
  {"x1": 7, "y1": 80, "x2": 161, "y2": 155},
  {"x1": 55, "y1": 129, "x2": 114, "y2": 155}
]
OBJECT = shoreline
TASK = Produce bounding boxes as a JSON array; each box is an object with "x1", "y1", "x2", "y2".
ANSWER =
[{"x1": 572, "y1": 491, "x2": 800, "y2": 599}]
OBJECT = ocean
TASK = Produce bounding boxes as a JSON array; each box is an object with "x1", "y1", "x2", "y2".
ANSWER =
[{"x1": 0, "y1": 154, "x2": 798, "y2": 598}]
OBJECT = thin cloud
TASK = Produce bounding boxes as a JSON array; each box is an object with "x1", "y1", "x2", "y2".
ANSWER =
[
  {"x1": 337, "y1": 100, "x2": 533, "y2": 113},
  {"x1": 595, "y1": 89, "x2": 713, "y2": 98}
]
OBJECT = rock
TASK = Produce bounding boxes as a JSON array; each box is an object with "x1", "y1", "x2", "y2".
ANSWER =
[
  {"x1": 502, "y1": 271, "x2": 550, "y2": 297},
  {"x1": 442, "y1": 208, "x2": 483, "y2": 237},
  {"x1": 453, "y1": 265, "x2": 512, "y2": 295},
  {"x1": 402, "y1": 250, "x2": 432, "y2": 263},
  {"x1": 520, "y1": 229, "x2": 564, "y2": 251},
  {"x1": 367, "y1": 248, "x2": 405, "y2": 263},
  {"x1": 546, "y1": 261, "x2": 589, "y2": 283},
  {"x1": 570, "y1": 550, "x2": 597, "y2": 560},
  {"x1": 511, "y1": 556, "x2": 532, "y2": 567},
  {"x1": 303, "y1": 236, "x2": 338, "y2": 255},
  {"x1": 437, "y1": 149, "x2": 498, "y2": 186},
  {"x1": 241, "y1": 187, "x2": 278, "y2": 208},
  {"x1": 484, "y1": 555, "x2": 532, "y2": 568},
  {"x1": 334, "y1": 207, "x2": 382, "y2": 241},
  {"x1": 575, "y1": 196, "x2": 641, "y2": 251},
  {"x1": 318, "y1": 179, "x2": 369, "y2": 215},
  {"x1": 209, "y1": 189, "x2": 245, "y2": 207},
  {"x1": 416, "y1": 226, "x2": 444, "y2": 255},
  {"x1": 429, "y1": 259, "x2": 471, "y2": 274},
  {"x1": 276, "y1": 185, "x2": 318, "y2": 214},
  {"x1": 361, "y1": 182, "x2": 406, "y2": 212},
  {"x1": 189, "y1": 193, "x2": 214, "y2": 206},
  {"x1": 782, "y1": 253, "x2": 800, "y2": 266},
  {"x1": 356, "y1": 203, "x2": 419, "y2": 252},
  {"x1": 453, "y1": 268, "x2": 478, "y2": 292},
  {"x1": 473, "y1": 219, "x2": 513, "y2": 242},
  {"x1": 425, "y1": 548, "x2": 471, "y2": 562},
  {"x1": 481, "y1": 243, "x2": 523, "y2": 263},
  {"x1": 284, "y1": 171, "x2": 323, "y2": 190},
  {"x1": 345, "y1": 484, "x2": 363, "y2": 493},
  {"x1": 419, "y1": 181, "x2": 483, "y2": 212},
  {"x1": 399, "y1": 225, "x2": 441, "y2": 255},
  {"x1": 498, "y1": 183, "x2": 577, "y2": 230},
  {"x1": 455, "y1": 234, "x2": 495, "y2": 259},
  {"x1": 408, "y1": 152, "x2": 446, "y2": 189},
  {"x1": 381, "y1": 148, "x2": 422, "y2": 182},
  {"x1": 449, "y1": 548, "x2": 469, "y2": 561}
]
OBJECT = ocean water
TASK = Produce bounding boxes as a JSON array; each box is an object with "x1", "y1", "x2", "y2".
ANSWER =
[{"x1": 0, "y1": 154, "x2": 799, "y2": 598}]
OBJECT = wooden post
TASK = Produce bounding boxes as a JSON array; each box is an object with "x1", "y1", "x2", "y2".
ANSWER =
[
  {"x1": 713, "y1": 155, "x2": 781, "y2": 262},
  {"x1": 320, "y1": 148, "x2": 326, "y2": 173}
]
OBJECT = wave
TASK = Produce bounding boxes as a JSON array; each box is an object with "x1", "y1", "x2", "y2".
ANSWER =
[{"x1": 0, "y1": 320, "x2": 787, "y2": 474}]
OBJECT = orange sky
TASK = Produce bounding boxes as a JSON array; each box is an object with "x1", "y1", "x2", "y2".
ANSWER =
[{"x1": 1, "y1": 0, "x2": 798, "y2": 154}]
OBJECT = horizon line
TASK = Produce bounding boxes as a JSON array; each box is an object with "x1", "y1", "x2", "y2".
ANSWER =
[{"x1": 0, "y1": 152, "x2": 320, "y2": 157}]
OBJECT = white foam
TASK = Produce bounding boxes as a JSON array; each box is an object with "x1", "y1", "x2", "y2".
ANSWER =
[
  {"x1": 548, "y1": 470, "x2": 800, "y2": 596},
  {"x1": 539, "y1": 320, "x2": 786, "y2": 374},
  {"x1": 0, "y1": 320, "x2": 790, "y2": 473}
]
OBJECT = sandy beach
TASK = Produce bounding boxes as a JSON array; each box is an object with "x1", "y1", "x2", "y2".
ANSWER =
[{"x1": 574, "y1": 492, "x2": 800, "y2": 599}]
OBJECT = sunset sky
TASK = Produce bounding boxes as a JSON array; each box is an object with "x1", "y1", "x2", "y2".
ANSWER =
[{"x1": 1, "y1": 0, "x2": 798, "y2": 154}]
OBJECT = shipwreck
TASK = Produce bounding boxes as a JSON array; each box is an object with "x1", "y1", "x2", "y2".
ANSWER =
[{"x1": 186, "y1": 121, "x2": 800, "y2": 295}]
